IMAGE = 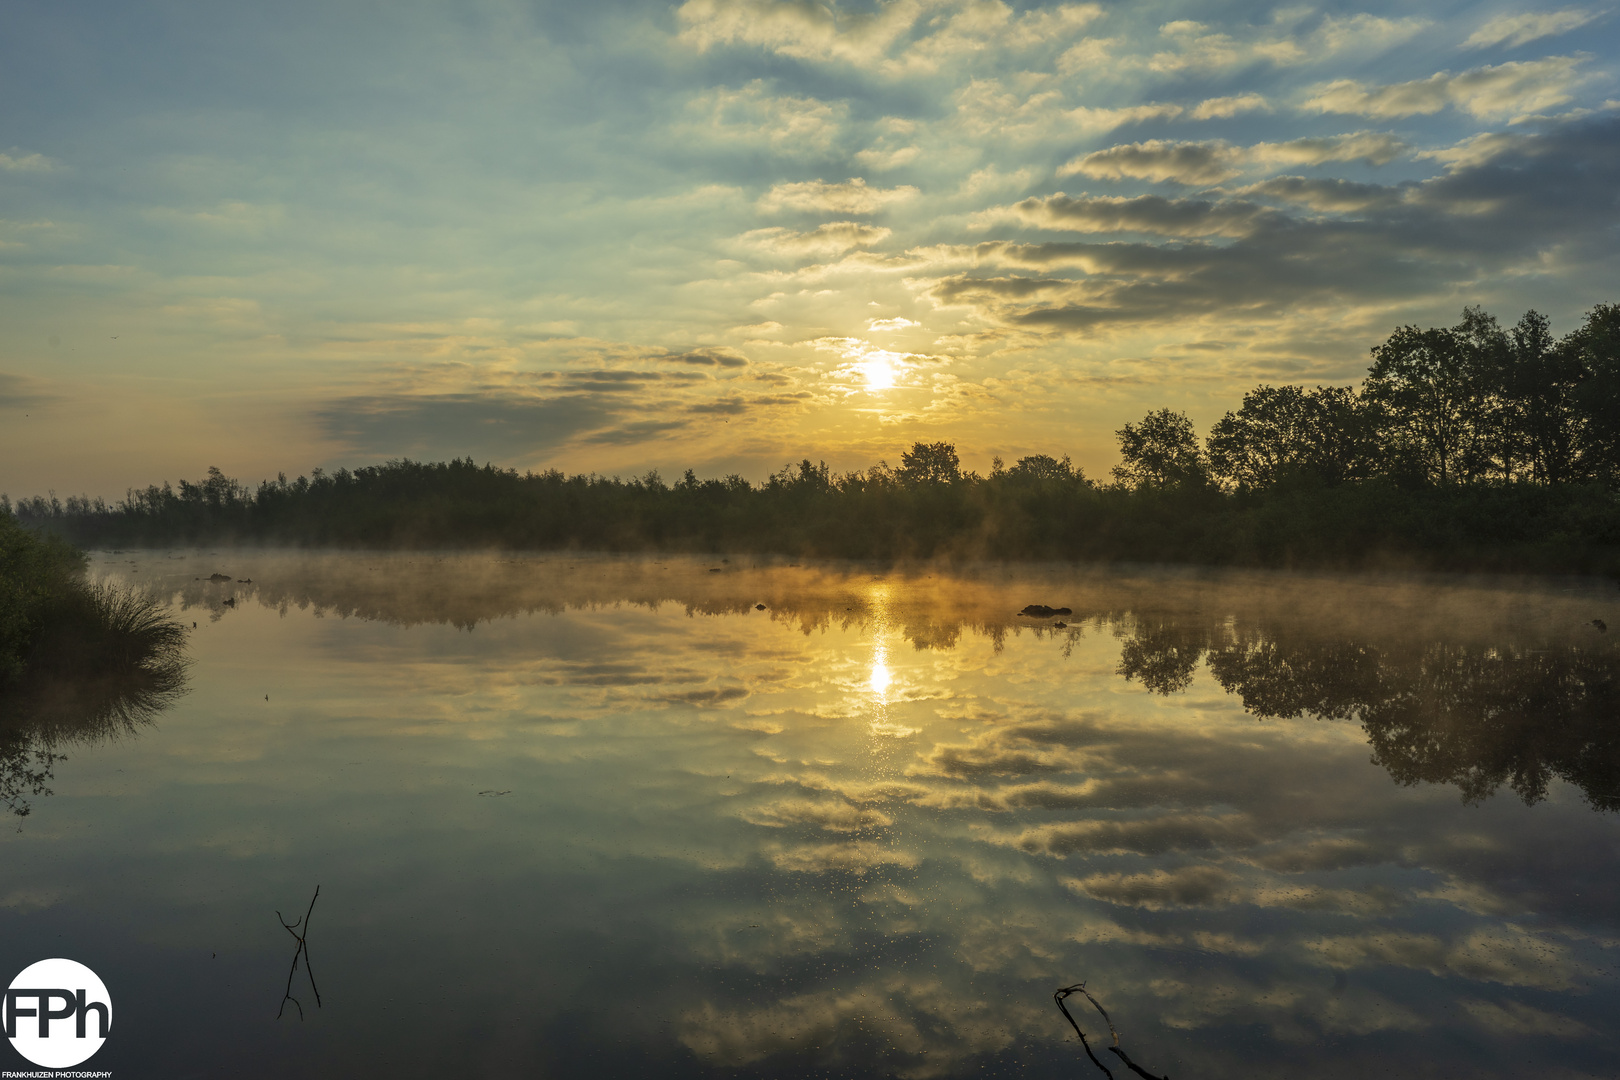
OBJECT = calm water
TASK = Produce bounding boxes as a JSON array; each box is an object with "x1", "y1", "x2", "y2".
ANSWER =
[{"x1": 4, "y1": 552, "x2": 1618, "y2": 1079}]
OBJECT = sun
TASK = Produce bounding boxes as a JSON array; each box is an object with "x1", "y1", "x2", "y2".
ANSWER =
[
  {"x1": 862, "y1": 356, "x2": 897, "y2": 390},
  {"x1": 859, "y1": 349, "x2": 905, "y2": 391}
]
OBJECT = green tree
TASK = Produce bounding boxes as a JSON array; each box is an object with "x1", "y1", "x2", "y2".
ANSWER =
[
  {"x1": 1112, "y1": 409, "x2": 1206, "y2": 488},
  {"x1": 1497, "y1": 310, "x2": 1587, "y2": 483},
  {"x1": 898, "y1": 442, "x2": 962, "y2": 485},
  {"x1": 1207, "y1": 384, "x2": 1375, "y2": 490},
  {"x1": 1005, "y1": 454, "x2": 1082, "y2": 484},
  {"x1": 1568, "y1": 303, "x2": 1620, "y2": 485},
  {"x1": 1362, "y1": 308, "x2": 1505, "y2": 484}
]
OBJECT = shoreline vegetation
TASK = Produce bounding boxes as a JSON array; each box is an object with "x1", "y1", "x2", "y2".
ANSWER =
[
  {"x1": 0, "y1": 513, "x2": 188, "y2": 816},
  {"x1": 7, "y1": 304, "x2": 1620, "y2": 573}
]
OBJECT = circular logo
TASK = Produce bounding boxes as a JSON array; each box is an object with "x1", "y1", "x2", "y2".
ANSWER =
[{"x1": 5, "y1": 958, "x2": 112, "y2": 1069}]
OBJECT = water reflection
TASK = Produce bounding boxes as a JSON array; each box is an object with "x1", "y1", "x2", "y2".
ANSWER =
[
  {"x1": 1113, "y1": 617, "x2": 1620, "y2": 812},
  {"x1": 0, "y1": 617, "x2": 187, "y2": 818},
  {"x1": 152, "y1": 553, "x2": 1619, "y2": 812},
  {"x1": 2, "y1": 551, "x2": 1614, "y2": 1079},
  {"x1": 869, "y1": 647, "x2": 892, "y2": 696}
]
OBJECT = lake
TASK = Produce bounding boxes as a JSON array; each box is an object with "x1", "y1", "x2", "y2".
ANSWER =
[{"x1": 3, "y1": 551, "x2": 1617, "y2": 1078}]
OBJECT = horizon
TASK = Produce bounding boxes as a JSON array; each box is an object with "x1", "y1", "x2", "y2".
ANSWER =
[{"x1": 4, "y1": 1, "x2": 1619, "y2": 499}]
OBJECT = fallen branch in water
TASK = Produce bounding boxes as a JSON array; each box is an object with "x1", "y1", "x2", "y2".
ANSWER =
[
  {"x1": 277, "y1": 885, "x2": 322, "y2": 1021},
  {"x1": 1055, "y1": 982, "x2": 1169, "y2": 1080}
]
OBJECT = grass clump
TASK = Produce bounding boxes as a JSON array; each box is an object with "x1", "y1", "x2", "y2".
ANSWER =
[{"x1": 1, "y1": 510, "x2": 189, "y2": 816}]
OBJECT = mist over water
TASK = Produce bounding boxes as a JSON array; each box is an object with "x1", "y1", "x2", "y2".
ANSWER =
[{"x1": 3, "y1": 551, "x2": 1616, "y2": 1078}]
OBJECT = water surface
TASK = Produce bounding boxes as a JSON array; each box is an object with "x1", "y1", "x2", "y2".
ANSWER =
[{"x1": 4, "y1": 552, "x2": 1617, "y2": 1078}]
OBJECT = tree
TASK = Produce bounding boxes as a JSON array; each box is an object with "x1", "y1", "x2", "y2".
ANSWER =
[
  {"x1": 1207, "y1": 384, "x2": 1376, "y2": 490},
  {"x1": 1005, "y1": 454, "x2": 1082, "y2": 485},
  {"x1": 1499, "y1": 310, "x2": 1586, "y2": 484},
  {"x1": 1362, "y1": 308, "x2": 1505, "y2": 485},
  {"x1": 898, "y1": 442, "x2": 962, "y2": 485},
  {"x1": 1568, "y1": 303, "x2": 1620, "y2": 485},
  {"x1": 1112, "y1": 409, "x2": 1206, "y2": 488}
]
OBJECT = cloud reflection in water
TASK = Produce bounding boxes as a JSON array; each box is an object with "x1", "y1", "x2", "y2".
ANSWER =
[{"x1": 3, "y1": 550, "x2": 1614, "y2": 1079}]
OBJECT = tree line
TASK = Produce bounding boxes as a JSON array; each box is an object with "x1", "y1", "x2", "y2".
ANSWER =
[
  {"x1": 5, "y1": 304, "x2": 1619, "y2": 571},
  {"x1": 1116, "y1": 303, "x2": 1620, "y2": 490}
]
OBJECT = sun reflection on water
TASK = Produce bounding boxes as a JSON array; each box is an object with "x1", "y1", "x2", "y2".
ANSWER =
[{"x1": 869, "y1": 645, "x2": 892, "y2": 694}]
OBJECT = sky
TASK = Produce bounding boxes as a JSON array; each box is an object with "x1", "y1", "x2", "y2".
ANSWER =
[{"x1": 2, "y1": 0, "x2": 1618, "y2": 498}]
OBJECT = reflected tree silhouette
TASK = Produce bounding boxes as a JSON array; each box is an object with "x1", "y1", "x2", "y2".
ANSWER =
[
  {"x1": 1115, "y1": 618, "x2": 1212, "y2": 695},
  {"x1": 1357, "y1": 644, "x2": 1620, "y2": 810},
  {"x1": 147, "y1": 554, "x2": 1620, "y2": 812},
  {"x1": 1205, "y1": 635, "x2": 1381, "y2": 721},
  {"x1": 1202, "y1": 629, "x2": 1620, "y2": 810}
]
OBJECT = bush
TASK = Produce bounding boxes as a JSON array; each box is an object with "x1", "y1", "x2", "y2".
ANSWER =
[{"x1": 0, "y1": 511, "x2": 87, "y2": 684}]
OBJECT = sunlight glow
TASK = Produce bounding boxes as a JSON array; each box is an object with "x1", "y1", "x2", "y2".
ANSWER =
[
  {"x1": 869, "y1": 645, "x2": 892, "y2": 694},
  {"x1": 862, "y1": 353, "x2": 900, "y2": 391},
  {"x1": 816, "y1": 338, "x2": 912, "y2": 394}
]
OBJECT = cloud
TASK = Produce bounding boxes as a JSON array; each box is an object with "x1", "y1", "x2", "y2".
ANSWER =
[
  {"x1": 1060, "y1": 133, "x2": 1409, "y2": 185},
  {"x1": 853, "y1": 144, "x2": 920, "y2": 169},
  {"x1": 677, "y1": 0, "x2": 901, "y2": 63},
  {"x1": 684, "y1": 81, "x2": 846, "y2": 153},
  {"x1": 676, "y1": 0, "x2": 1105, "y2": 76},
  {"x1": 1414, "y1": 131, "x2": 1538, "y2": 170},
  {"x1": 1009, "y1": 192, "x2": 1276, "y2": 238},
  {"x1": 1307, "y1": 928, "x2": 1581, "y2": 989},
  {"x1": 912, "y1": 739, "x2": 1067, "y2": 777},
  {"x1": 768, "y1": 840, "x2": 919, "y2": 872},
  {"x1": 1008, "y1": 813, "x2": 1260, "y2": 856},
  {"x1": 1061, "y1": 140, "x2": 1245, "y2": 184},
  {"x1": 743, "y1": 797, "x2": 894, "y2": 832},
  {"x1": 1459, "y1": 999, "x2": 1592, "y2": 1037},
  {"x1": 579, "y1": 418, "x2": 693, "y2": 445},
  {"x1": 662, "y1": 685, "x2": 751, "y2": 704},
  {"x1": 1248, "y1": 131, "x2": 1409, "y2": 168},
  {"x1": 757, "y1": 177, "x2": 918, "y2": 215},
  {"x1": 0, "y1": 372, "x2": 58, "y2": 410},
  {"x1": 741, "y1": 222, "x2": 892, "y2": 256},
  {"x1": 315, "y1": 392, "x2": 620, "y2": 460},
  {"x1": 661, "y1": 346, "x2": 751, "y2": 368},
  {"x1": 0, "y1": 152, "x2": 57, "y2": 172},
  {"x1": 1250, "y1": 836, "x2": 1386, "y2": 872},
  {"x1": 1146, "y1": 14, "x2": 1427, "y2": 74},
  {"x1": 1067, "y1": 103, "x2": 1185, "y2": 133},
  {"x1": 1463, "y1": 9, "x2": 1601, "y2": 50},
  {"x1": 1056, "y1": 36, "x2": 1118, "y2": 72},
  {"x1": 1058, "y1": 93, "x2": 1345, "y2": 135},
  {"x1": 953, "y1": 79, "x2": 1067, "y2": 138},
  {"x1": 916, "y1": 117, "x2": 1620, "y2": 341},
  {"x1": 1191, "y1": 93, "x2": 1272, "y2": 119},
  {"x1": 309, "y1": 345, "x2": 770, "y2": 460},
  {"x1": 1238, "y1": 177, "x2": 1404, "y2": 213},
  {"x1": 1064, "y1": 864, "x2": 1241, "y2": 908},
  {"x1": 1304, "y1": 56, "x2": 1589, "y2": 120}
]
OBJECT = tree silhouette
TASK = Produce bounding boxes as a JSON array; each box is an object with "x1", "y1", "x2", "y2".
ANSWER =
[
  {"x1": 898, "y1": 442, "x2": 962, "y2": 486},
  {"x1": 1111, "y1": 409, "x2": 1206, "y2": 489},
  {"x1": 1206, "y1": 384, "x2": 1375, "y2": 490}
]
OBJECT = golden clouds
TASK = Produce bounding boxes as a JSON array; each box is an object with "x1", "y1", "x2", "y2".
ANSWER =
[
  {"x1": 756, "y1": 177, "x2": 918, "y2": 215},
  {"x1": 1304, "y1": 56, "x2": 1591, "y2": 120}
]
